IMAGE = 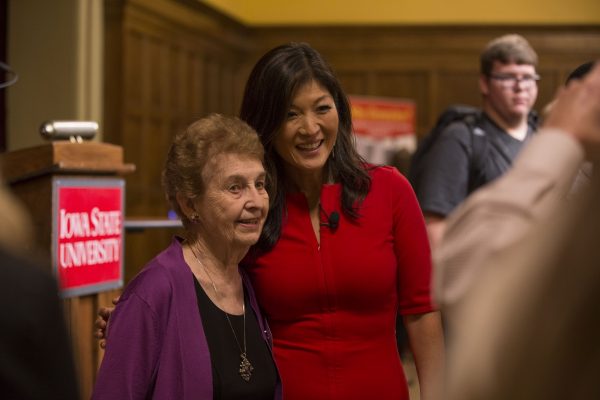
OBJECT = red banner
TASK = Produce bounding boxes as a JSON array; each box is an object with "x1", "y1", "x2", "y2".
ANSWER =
[
  {"x1": 54, "y1": 178, "x2": 124, "y2": 297},
  {"x1": 351, "y1": 96, "x2": 416, "y2": 138},
  {"x1": 350, "y1": 96, "x2": 417, "y2": 165}
]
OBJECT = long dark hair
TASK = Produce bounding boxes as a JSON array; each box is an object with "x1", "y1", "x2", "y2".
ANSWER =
[{"x1": 240, "y1": 42, "x2": 371, "y2": 251}]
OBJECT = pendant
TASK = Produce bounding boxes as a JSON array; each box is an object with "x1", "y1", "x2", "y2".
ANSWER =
[{"x1": 239, "y1": 353, "x2": 254, "y2": 382}]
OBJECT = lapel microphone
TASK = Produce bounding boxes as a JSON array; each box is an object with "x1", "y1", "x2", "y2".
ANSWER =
[{"x1": 319, "y1": 205, "x2": 340, "y2": 231}]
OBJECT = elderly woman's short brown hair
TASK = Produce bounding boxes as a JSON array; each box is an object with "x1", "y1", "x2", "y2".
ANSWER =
[{"x1": 162, "y1": 114, "x2": 264, "y2": 228}]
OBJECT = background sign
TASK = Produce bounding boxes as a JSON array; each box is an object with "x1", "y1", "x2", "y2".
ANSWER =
[
  {"x1": 350, "y1": 95, "x2": 416, "y2": 166},
  {"x1": 53, "y1": 178, "x2": 124, "y2": 297}
]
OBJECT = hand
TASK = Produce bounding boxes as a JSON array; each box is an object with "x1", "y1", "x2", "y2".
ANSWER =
[
  {"x1": 543, "y1": 61, "x2": 600, "y2": 158},
  {"x1": 94, "y1": 296, "x2": 119, "y2": 349}
]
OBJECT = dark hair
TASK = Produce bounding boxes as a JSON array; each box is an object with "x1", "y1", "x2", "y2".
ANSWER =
[
  {"x1": 240, "y1": 42, "x2": 371, "y2": 251},
  {"x1": 162, "y1": 114, "x2": 264, "y2": 229},
  {"x1": 480, "y1": 34, "x2": 538, "y2": 76},
  {"x1": 566, "y1": 61, "x2": 595, "y2": 84}
]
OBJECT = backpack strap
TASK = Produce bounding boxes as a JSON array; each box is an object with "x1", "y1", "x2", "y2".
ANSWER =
[
  {"x1": 465, "y1": 111, "x2": 516, "y2": 193},
  {"x1": 477, "y1": 111, "x2": 538, "y2": 168},
  {"x1": 409, "y1": 104, "x2": 480, "y2": 187},
  {"x1": 464, "y1": 112, "x2": 490, "y2": 193},
  {"x1": 467, "y1": 112, "x2": 537, "y2": 193}
]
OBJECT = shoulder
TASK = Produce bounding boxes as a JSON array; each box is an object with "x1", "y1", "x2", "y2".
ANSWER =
[
  {"x1": 416, "y1": 120, "x2": 474, "y2": 162},
  {"x1": 363, "y1": 166, "x2": 422, "y2": 220},
  {"x1": 367, "y1": 165, "x2": 413, "y2": 195},
  {"x1": 119, "y1": 239, "x2": 186, "y2": 305},
  {"x1": 122, "y1": 261, "x2": 171, "y2": 298},
  {"x1": 111, "y1": 254, "x2": 181, "y2": 334},
  {"x1": 438, "y1": 119, "x2": 476, "y2": 143},
  {"x1": 369, "y1": 164, "x2": 407, "y2": 183}
]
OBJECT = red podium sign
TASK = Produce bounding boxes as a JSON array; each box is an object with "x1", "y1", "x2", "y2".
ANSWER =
[{"x1": 52, "y1": 178, "x2": 124, "y2": 297}]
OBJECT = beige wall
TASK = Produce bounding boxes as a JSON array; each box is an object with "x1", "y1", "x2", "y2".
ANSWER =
[{"x1": 7, "y1": 0, "x2": 103, "y2": 151}]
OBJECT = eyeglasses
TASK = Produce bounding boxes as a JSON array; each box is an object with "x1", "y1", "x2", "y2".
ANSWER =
[{"x1": 489, "y1": 73, "x2": 540, "y2": 89}]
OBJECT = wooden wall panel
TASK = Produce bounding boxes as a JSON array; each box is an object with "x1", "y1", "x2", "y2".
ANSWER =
[
  {"x1": 370, "y1": 71, "x2": 430, "y2": 136},
  {"x1": 250, "y1": 25, "x2": 600, "y2": 136},
  {"x1": 189, "y1": 53, "x2": 206, "y2": 115},
  {"x1": 435, "y1": 70, "x2": 481, "y2": 114},
  {"x1": 336, "y1": 71, "x2": 369, "y2": 96},
  {"x1": 104, "y1": 0, "x2": 254, "y2": 290}
]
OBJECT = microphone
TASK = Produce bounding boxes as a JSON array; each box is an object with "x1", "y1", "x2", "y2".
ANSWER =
[
  {"x1": 319, "y1": 206, "x2": 339, "y2": 231},
  {"x1": 327, "y1": 211, "x2": 339, "y2": 230},
  {"x1": 40, "y1": 120, "x2": 98, "y2": 141}
]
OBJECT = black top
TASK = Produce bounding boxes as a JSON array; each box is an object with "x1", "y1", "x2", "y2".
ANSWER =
[
  {"x1": 194, "y1": 277, "x2": 278, "y2": 400},
  {"x1": 415, "y1": 112, "x2": 535, "y2": 217},
  {"x1": 0, "y1": 248, "x2": 79, "y2": 400}
]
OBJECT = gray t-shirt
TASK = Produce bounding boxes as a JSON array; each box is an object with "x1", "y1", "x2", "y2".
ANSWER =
[{"x1": 414, "y1": 112, "x2": 535, "y2": 217}]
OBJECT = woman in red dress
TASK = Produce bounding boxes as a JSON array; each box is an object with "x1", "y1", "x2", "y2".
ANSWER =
[{"x1": 240, "y1": 42, "x2": 444, "y2": 400}]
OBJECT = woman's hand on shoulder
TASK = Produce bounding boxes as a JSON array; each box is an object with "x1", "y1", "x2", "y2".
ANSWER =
[{"x1": 94, "y1": 296, "x2": 119, "y2": 348}]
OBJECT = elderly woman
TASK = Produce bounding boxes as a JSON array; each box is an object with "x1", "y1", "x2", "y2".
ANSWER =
[{"x1": 92, "y1": 114, "x2": 281, "y2": 400}]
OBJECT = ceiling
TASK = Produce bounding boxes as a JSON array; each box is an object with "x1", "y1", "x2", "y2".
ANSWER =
[{"x1": 201, "y1": 0, "x2": 600, "y2": 26}]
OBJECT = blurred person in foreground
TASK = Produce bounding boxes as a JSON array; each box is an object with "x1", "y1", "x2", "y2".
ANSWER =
[
  {"x1": 435, "y1": 61, "x2": 599, "y2": 331},
  {"x1": 437, "y1": 62, "x2": 600, "y2": 399},
  {"x1": 0, "y1": 248, "x2": 79, "y2": 400},
  {"x1": 0, "y1": 176, "x2": 78, "y2": 399}
]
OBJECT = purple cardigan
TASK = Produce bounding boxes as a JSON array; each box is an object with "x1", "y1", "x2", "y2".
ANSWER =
[{"x1": 92, "y1": 237, "x2": 282, "y2": 400}]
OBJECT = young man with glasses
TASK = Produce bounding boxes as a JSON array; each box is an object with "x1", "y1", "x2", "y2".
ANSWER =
[{"x1": 414, "y1": 34, "x2": 539, "y2": 249}]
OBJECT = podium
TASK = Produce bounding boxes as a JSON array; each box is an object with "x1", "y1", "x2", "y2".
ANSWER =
[{"x1": 2, "y1": 141, "x2": 135, "y2": 399}]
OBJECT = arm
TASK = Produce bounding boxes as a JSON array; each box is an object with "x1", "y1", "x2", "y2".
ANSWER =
[
  {"x1": 434, "y1": 130, "x2": 584, "y2": 325},
  {"x1": 414, "y1": 122, "x2": 472, "y2": 223},
  {"x1": 423, "y1": 212, "x2": 446, "y2": 251},
  {"x1": 390, "y1": 169, "x2": 445, "y2": 399},
  {"x1": 404, "y1": 312, "x2": 445, "y2": 400},
  {"x1": 92, "y1": 293, "x2": 160, "y2": 399},
  {"x1": 446, "y1": 64, "x2": 600, "y2": 400}
]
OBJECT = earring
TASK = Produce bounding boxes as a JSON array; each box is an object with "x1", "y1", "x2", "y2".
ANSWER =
[{"x1": 190, "y1": 213, "x2": 200, "y2": 223}]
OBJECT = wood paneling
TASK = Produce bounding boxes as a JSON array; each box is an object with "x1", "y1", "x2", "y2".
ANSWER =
[
  {"x1": 104, "y1": 0, "x2": 254, "y2": 300},
  {"x1": 250, "y1": 25, "x2": 600, "y2": 134}
]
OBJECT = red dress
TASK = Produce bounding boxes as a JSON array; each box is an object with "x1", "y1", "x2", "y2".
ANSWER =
[{"x1": 245, "y1": 166, "x2": 434, "y2": 400}]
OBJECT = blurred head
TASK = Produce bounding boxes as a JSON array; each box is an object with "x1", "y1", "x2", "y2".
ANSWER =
[
  {"x1": 479, "y1": 35, "x2": 539, "y2": 126},
  {"x1": 542, "y1": 61, "x2": 595, "y2": 119},
  {"x1": 566, "y1": 61, "x2": 595, "y2": 83},
  {"x1": 162, "y1": 114, "x2": 267, "y2": 245}
]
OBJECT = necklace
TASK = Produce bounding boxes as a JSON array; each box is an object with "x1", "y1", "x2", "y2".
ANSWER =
[{"x1": 189, "y1": 245, "x2": 254, "y2": 382}]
